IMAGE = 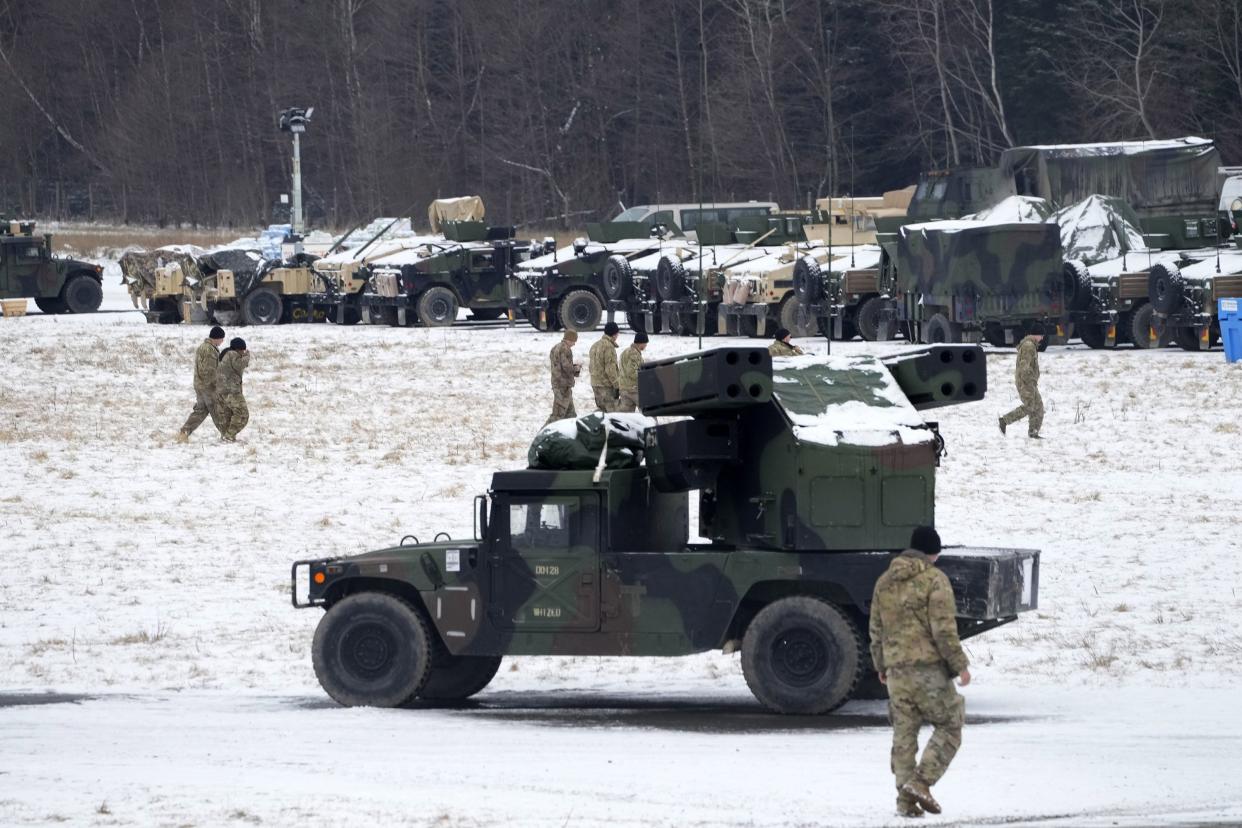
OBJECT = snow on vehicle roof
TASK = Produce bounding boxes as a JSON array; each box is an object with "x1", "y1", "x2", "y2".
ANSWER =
[
  {"x1": 518, "y1": 237, "x2": 662, "y2": 270},
  {"x1": 771, "y1": 354, "x2": 933, "y2": 448},
  {"x1": 1009, "y1": 137, "x2": 1213, "y2": 156},
  {"x1": 966, "y1": 195, "x2": 1052, "y2": 224},
  {"x1": 1055, "y1": 195, "x2": 1147, "y2": 265},
  {"x1": 1178, "y1": 248, "x2": 1242, "y2": 280}
]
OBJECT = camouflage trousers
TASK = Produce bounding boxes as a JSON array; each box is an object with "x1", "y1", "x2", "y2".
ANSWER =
[
  {"x1": 616, "y1": 388, "x2": 639, "y2": 413},
  {"x1": 181, "y1": 388, "x2": 221, "y2": 436},
  {"x1": 593, "y1": 385, "x2": 619, "y2": 413},
  {"x1": 216, "y1": 392, "x2": 250, "y2": 439},
  {"x1": 1001, "y1": 383, "x2": 1044, "y2": 436},
  {"x1": 545, "y1": 387, "x2": 577, "y2": 426},
  {"x1": 887, "y1": 663, "x2": 964, "y2": 790}
]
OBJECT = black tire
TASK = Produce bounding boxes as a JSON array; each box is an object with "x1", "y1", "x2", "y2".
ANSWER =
[
  {"x1": 559, "y1": 289, "x2": 603, "y2": 332},
  {"x1": 1078, "y1": 323, "x2": 1109, "y2": 349},
  {"x1": 739, "y1": 314, "x2": 760, "y2": 338},
  {"x1": 983, "y1": 323, "x2": 1007, "y2": 348},
  {"x1": 855, "y1": 296, "x2": 888, "y2": 342},
  {"x1": 418, "y1": 286, "x2": 459, "y2": 327},
  {"x1": 469, "y1": 307, "x2": 505, "y2": 321},
  {"x1": 34, "y1": 296, "x2": 68, "y2": 314},
  {"x1": 626, "y1": 310, "x2": 649, "y2": 334},
  {"x1": 655, "y1": 256, "x2": 686, "y2": 301},
  {"x1": 741, "y1": 596, "x2": 863, "y2": 714},
  {"x1": 1063, "y1": 260, "x2": 1093, "y2": 313},
  {"x1": 240, "y1": 287, "x2": 283, "y2": 325},
  {"x1": 368, "y1": 305, "x2": 399, "y2": 327},
  {"x1": 149, "y1": 297, "x2": 181, "y2": 324},
  {"x1": 922, "y1": 312, "x2": 959, "y2": 344},
  {"x1": 311, "y1": 592, "x2": 433, "y2": 707},
  {"x1": 332, "y1": 302, "x2": 363, "y2": 326},
  {"x1": 1148, "y1": 263, "x2": 1184, "y2": 314},
  {"x1": 62, "y1": 274, "x2": 103, "y2": 314},
  {"x1": 851, "y1": 668, "x2": 890, "y2": 702},
  {"x1": 1130, "y1": 303, "x2": 1163, "y2": 349},
  {"x1": 1172, "y1": 325, "x2": 1202, "y2": 351},
  {"x1": 602, "y1": 255, "x2": 633, "y2": 301},
  {"x1": 779, "y1": 295, "x2": 819, "y2": 338},
  {"x1": 793, "y1": 256, "x2": 823, "y2": 303},
  {"x1": 418, "y1": 655, "x2": 502, "y2": 701}
]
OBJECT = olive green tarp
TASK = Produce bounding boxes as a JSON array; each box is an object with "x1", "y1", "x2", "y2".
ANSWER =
[{"x1": 527, "y1": 413, "x2": 653, "y2": 470}]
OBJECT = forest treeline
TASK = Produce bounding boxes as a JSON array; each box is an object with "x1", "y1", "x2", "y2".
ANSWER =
[{"x1": 1, "y1": 0, "x2": 1239, "y2": 229}]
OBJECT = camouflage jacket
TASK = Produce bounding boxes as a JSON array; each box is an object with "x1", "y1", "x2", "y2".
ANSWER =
[
  {"x1": 768, "y1": 340, "x2": 805, "y2": 357},
  {"x1": 619, "y1": 345, "x2": 644, "y2": 390},
  {"x1": 868, "y1": 549, "x2": 969, "y2": 676},
  {"x1": 217, "y1": 350, "x2": 250, "y2": 396},
  {"x1": 549, "y1": 340, "x2": 576, "y2": 390},
  {"x1": 1015, "y1": 336, "x2": 1040, "y2": 387},
  {"x1": 589, "y1": 336, "x2": 619, "y2": 389},
  {"x1": 193, "y1": 340, "x2": 220, "y2": 392}
]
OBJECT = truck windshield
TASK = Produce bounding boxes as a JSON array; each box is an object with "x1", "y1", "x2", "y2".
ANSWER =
[{"x1": 613, "y1": 207, "x2": 651, "y2": 222}]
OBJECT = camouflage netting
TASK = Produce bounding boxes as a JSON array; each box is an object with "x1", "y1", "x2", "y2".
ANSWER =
[
  {"x1": 118, "y1": 246, "x2": 206, "y2": 303},
  {"x1": 1054, "y1": 195, "x2": 1146, "y2": 265},
  {"x1": 527, "y1": 413, "x2": 654, "y2": 470}
]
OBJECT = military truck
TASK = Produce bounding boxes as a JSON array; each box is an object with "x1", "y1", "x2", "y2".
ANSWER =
[
  {"x1": 291, "y1": 344, "x2": 1039, "y2": 713},
  {"x1": 360, "y1": 221, "x2": 531, "y2": 327},
  {"x1": 1146, "y1": 248, "x2": 1242, "y2": 350},
  {"x1": 1, "y1": 219, "x2": 103, "y2": 314}
]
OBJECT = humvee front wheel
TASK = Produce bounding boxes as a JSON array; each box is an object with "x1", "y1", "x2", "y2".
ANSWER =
[
  {"x1": 418, "y1": 287, "x2": 459, "y2": 327},
  {"x1": 418, "y1": 655, "x2": 502, "y2": 701},
  {"x1": 855, "y1": 296, "x2": 889, "y2": 342},
  {"x1": 1078, "y1": 323, "x2": 1109, "y2": 350},
  {"x1": 62, "y1": 275, "x2": 103, "y2": 314},
  {"x1": 559, "y1": 290, "x2": 603, "y2": 332},
  {"x1": 741, "y1": 596, "x2": 862, "y2": 714},
  {"x1": 1129, "y1": 303, "x2": 1163, "y2": 349},
  {"x1": 312, "y1": 592, "x2": 432, "y2": 707}
]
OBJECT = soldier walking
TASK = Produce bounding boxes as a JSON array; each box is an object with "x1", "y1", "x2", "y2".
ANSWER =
[
  {"x1": 768, "y1": 327, "x2": 805, "y2": 357},
  {"x1": 216, "y1": 337, "x2": 251, "y2": 443},
  {"x1": 617, "y1": 333, "x2": 648, "y2": 413},
  {"x1": 175, "y1": 325, "x2": 226, "y2": 443},
  {"x1": 869, "y1": 526, "x2": 971, "y2": 818},
  {"x1": 546, "y1": 330, "x2": 579, "y2": 425},
  {"x1": 999, "y1": 331, "x2": 1045, "y2": 439},
  {"x1": 588, "y1": 322, "x2": 621, "y2": 412}
]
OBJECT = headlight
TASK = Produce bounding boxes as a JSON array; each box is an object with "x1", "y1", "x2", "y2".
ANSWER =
[{"x1": 572, "y1": 238, "x2": 588, "y2": 256}]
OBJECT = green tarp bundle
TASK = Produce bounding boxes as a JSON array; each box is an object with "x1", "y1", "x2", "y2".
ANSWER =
[{"x1": 527, "y1": 413, "x2": 653, "y2": 470}]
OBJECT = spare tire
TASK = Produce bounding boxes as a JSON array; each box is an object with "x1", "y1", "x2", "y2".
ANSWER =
[
  {"x1": 1063, "y1": 260, "x2": 1092, "y2": 312},
  {"x1": 602, "y1": 254, "x2": 633, "y2": 300},
  {"x1": 793, "y1": 256, "x2": 823, "y2": 303},
  {"x1": 1148, "y1": 263, "x2": 1184, "y2": 314},
  {"x1": 655, "y1": 256, "x2": 686, "y2": 301}
]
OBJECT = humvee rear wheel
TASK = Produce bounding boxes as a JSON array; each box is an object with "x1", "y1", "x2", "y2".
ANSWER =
[
  {"x1": 418, "y1": 287, "x2": 459, "y2": 326},
  {"x1": 856, "y1": 296, "x2": 888, "y2": 342},
  {"x1": 626, "y1": 310, "x2": 649, "y2": 334},
  {"x1": 741, "y1": 596, "x2": 862, "y2": 714},
  {"x1": 312, "y1": 592, "x2": 432, "y2": 707},
  {"x1": 1078, "y1": 323, "x2": 1109, "y2": 350},
  {"x1": 62, "y1": 275, "x2": 103, "y2": 314},
  {"x1": 417, "y1": 655, "x2": 502, "y2": 701},
  {"x1": 559, "y1": 290, "x2": 603, "y2": 332},
  {"x1": 34, "y1": 296, "x2": 68, "y2": 314},
  {"x1": 778, "y1": 296, "x2": 819, "y2": 338},
  {"x1": 241, "y1": 287, "x2": 283, "y2": 325},
  {"x1": 1129, "y1": 303, "x2": 1163, "y2": 349}
]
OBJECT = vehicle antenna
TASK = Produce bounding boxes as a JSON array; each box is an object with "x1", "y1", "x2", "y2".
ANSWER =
[{"x1": 850, "y1": 124, "x2": 856, "y2": 268}]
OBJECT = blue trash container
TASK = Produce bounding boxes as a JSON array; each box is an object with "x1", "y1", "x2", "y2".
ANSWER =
[{"x1": 1222, "y1": 298, "x2": 1242, "y2": 363}]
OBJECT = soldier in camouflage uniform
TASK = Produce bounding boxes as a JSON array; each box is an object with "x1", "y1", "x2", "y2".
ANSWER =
[
  {"x1": 869, "y1": 526, "x2": 971, "y2": 818},
  {"x1": 616, "y1": 333, "x2": 649, "y2": 413},
  {"x1": 546, "y1": 330, "x2": 579, "y2": 426},
  {"x1": 176, "y1": 325, "x2": 226, "y2": 443},
  {"x1": 216, "y1": 337, "x2": 251, "y2": 443},
  {"x1": 588, "y1": 321, "x2": 621, "y2": 413},
  {"x1": 999, "y1": 332, "x2": 1044, "y2": 439},
  {"x1": 768, "y1": 327, "x2": 805, "y2": 357}
]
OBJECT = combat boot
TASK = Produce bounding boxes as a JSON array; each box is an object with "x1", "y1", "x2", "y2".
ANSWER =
[
  {"x1": 175, "y1": 431, "x2": 189, "y2": 444},
  {"x1": 899, "y1": 779, "x2": 941, "y2": 815},
  {"x1": 896, "y1": 795, "x2": 924, "y2": 818}
]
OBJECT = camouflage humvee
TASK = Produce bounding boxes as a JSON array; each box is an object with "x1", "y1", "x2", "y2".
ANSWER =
[
  {"x1": 1146, "y1": 248, "x2": 1242, "y2": 350},
  {"x1": 1, "y1": 219, "x2": 103, "y2": 314},
  {"x1": 292, "y1": 345, "x2": 1039, "y2": 713}
]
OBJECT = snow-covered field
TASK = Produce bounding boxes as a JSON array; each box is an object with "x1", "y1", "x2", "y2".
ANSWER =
[{"x1": 1, "y1": 273, "x2": 1241, "y2": 825}]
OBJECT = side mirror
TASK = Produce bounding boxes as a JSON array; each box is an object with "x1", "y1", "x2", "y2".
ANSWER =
[{"x1": 474, "y1": 494, "x2": 489, "y2": 541}]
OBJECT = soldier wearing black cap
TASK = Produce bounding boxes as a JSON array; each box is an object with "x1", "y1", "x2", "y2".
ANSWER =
[
  {"x1": 175, "y1": 325, "x2": 226, "y2": 443},
  {"x1": 588, "y1": 321, "x2": 622, "y2": 412},
  {"x1": 768, "y1": 327, "x2": 805, "y2": 357},
  {"x1": 869, "y1": 525, "x2": 971, "y2": 818},
  {"x1": 216, "y1": 337, "x2": 251, "y2": 442},
  {"x1": 617, "y1": 332, "x2": 649, "y2": 413}
]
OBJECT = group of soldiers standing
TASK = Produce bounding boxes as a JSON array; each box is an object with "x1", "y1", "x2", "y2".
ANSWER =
[
  {"x1": 546, "y1": 322, "x2": 648, "y2": 424},
  {"x1": 175, "y1": 325, "x2": 252, "y2": 443}
]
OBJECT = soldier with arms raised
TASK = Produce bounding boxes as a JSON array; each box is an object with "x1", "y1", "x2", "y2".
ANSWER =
[
  {"x1": 546, "y1": 330, "x2": 579, "y2": 425},
  {"x1": 588, "y1": 321, "x2": 621, "y2": 412},
  {"x1": 616, "y1": 333, "x2": 648, "y2": 413},
  {"x1": 999, "y1": 330, "x2": 1044, "y2": 439},
  {"x1": 175, "y1": 325, "x2": 226, "y2": 443},
  {"x1": 869, "y1": 526, "x2": 971, "y2": 818}
]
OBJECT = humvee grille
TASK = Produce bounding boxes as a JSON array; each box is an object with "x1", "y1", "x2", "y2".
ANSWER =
[
  {"x1": 1214, "y1": 275, "x2": 1242, "y2": 300},
  {"x1": 1118, "y1": 273, "x2": 1148, "y2": 300},
  {"x1": 843, "y1": 269, "x2": 879, "y2": 295}
]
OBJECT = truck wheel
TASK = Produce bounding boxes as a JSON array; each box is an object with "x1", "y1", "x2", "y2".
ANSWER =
[
  {"x1": 779, "y1": 296, "x2": 819, "y2": 338},
  {"x1": 741, "y1": 596, "x2": 862, "y2": 714},
  {"x1": 1078, "y1": 323, "x2": 1109, "y2": 349},
  {"x1": 1172, "y1": 325, "x2": 1202, "y2": 351},
  {"x1": 1063, "y1": 260, "x2": 1092, "y2": 312},
  {"x1": 793, "y1": 256, "x2": 823, "y2": 303},
  {"x1": 1148, "y1": 263, "x2": 1184, "y2": 314},
  {"x1": 855, "y1": 296, "x2": 888, "y2": 341},
  {"x1": 559, "y1": 290, "x2": 602, "y2": 331},
  {"x1": 311, "y1": 592, "x2": 432, "y2": 708},
  {"x1": 241, "y1": 287, "x2": 283, "y2": 325},
  {"x1": 739, "y1": 314, "x2": 759, "y2": 338},
  {"x1": 626, "y1": 310, "x2": 649, "y2": 334},
  {"x1": 418, "y1": 287, "x2": 459, "y2": 327},
  {"x1": 850, "y1": 667, "x2": 889, "y2": 701},
  {"x1": 369, "y1": 305, "x2": 399, "y2": 327},
  {"x1": 602, "y1": 255, "x2": 633, "y2": 300},
  {"x1": 418, "y1": 655, "x2": 502, "y2": 701},
  {"x1": 1130, "y1": 303, "x2": 1163, "y2": 349},
  {"x1": 922, "y1": 313, "x2": 959, "y2": 344},
  {"x1": 34, "y1": 296, "x2": 68, "y2": 314},
  {"x1": 655, "y1": 256, "x2": 686, "y2": 301},
  {"x1": 62, "y1": 275, "x2": 103, "y2": 314}
]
